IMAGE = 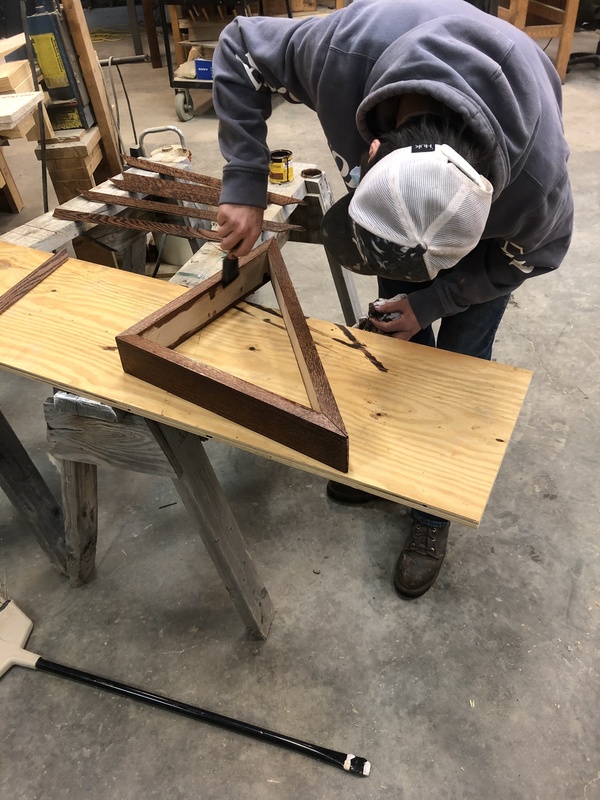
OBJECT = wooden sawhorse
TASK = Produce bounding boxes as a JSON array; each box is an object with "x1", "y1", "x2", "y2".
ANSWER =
[
  {"x1": 43, "y1": 394, "x2": 275, "y2": 638},
  {"x1": 0, "y1": 163, "x2": 359, "y2": 639}
]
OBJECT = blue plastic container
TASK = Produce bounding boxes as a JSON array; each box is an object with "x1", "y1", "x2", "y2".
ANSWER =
[{"x1": 194, "y1": 59, "x2": 213, "y2": 81}]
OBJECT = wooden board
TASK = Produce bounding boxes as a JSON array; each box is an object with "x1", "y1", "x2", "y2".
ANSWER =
[
  {"x1": 60, "y1": 0, "x2": 122, "y2": 176},
  {"x1": 0, "y1": 60, "x2": 31, "y2": 93},
  {"x1": 0, "y1": 91, "x2": 43, "y2": 127},
  {"x1": 35, "y1": 126, "x2": 101, "y2": 160},
  {"x1": 25, "y1": 104, "x2": 55, "y2": 143},
  {"x1": 12, "y1": 73, "x2": 36, "y2": 95},
  {"x1": 0, "y1": 111, "x2": 36, "y2": 140},
  {"x1": 46, "y1": 147, "x2": 103, "y2": 179},
  {"x1": 0, "y1": 242, "x2": 532, "y2": 526}
]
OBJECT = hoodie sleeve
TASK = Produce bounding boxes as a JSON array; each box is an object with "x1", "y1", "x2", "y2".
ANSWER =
[
  {"x1": 408, "y1": 168, "x2": 574, "y2": 328},
  {"x1": 212, "y1": 16, "x2": 325, "y2": 209}
]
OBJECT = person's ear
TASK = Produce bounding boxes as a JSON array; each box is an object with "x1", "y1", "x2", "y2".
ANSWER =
[{"x1": 368, "y1": 139, "x2": 381, "y2": 162}]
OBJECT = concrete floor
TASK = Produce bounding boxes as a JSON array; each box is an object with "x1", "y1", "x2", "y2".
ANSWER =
[{"x1": 1, "y1": 8, "x2": 599, "y2": 799}]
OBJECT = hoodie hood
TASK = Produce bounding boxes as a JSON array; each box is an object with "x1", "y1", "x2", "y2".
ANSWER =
[{"x1": 356, "y1": 15, "x2": 558, "y2": 198}]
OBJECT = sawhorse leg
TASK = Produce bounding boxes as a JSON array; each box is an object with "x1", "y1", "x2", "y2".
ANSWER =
[
  {"x1": 58, "y1": 459, "x2": 98, "y2": 587},
  {"x1": 148, "y1": 422, "x2": 275, "y2": 640},
  {"x1": 45, "y1": 397, "x2": 275, "y2": 639},
  {"x1": 0, "y1": 407, "x2": 67, "y2": 576}
]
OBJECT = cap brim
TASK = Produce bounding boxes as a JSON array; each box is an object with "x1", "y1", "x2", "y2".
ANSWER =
[
  {"x1": 321, "y1": 193, "x2": 381, "y2": 275},
  {"x1": 321, "y1": 193, "x2": 431, "y2": 282}
]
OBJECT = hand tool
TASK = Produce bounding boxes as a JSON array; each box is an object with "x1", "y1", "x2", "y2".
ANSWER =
[
  {"x1": 221, "y1": 252, "x2": 240, "y2": 287},
  {"x1": 0, "y1": 595, "x2": 371, "y2": 777}
]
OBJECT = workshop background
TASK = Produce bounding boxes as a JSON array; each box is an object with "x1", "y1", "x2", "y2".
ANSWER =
[{"x1": 0, "y1": 1, "x2": 599, "y2": 798}]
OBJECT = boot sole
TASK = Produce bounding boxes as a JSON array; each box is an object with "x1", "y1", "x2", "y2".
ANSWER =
[
  {"x1": 326, "y1": 481, "x2": 375, "y2": 504},
  {"x1": 393, "y1": 575, "x2": 439, "y2": 598}
]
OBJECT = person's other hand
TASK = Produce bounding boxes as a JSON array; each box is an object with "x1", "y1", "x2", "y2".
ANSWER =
[
  {"x1": 368, "y1": 295, "x2": 421, "y2": 340},
  {"x1": 217, "y1": 204, "x2": 264, "y2": 257}
]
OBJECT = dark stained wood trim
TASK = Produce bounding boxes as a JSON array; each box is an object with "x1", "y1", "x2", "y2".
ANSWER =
[
  {"x1": 0, "y1": 249, "x2": 69, "y2": 316},
  {"x1": 123, "y1": 155, "x2": 223, "y2": 187},
  {"x1": 269, "y1": 244, "x2": 347, "y2": 435},
  {"x1": 116, "y1": 333, "x2": 348, "y2": 471},
  {"x1": 122, "y1": 155, "x2": 303, "y2": 206},
  {"x1": 115, "y1": 173, "x2": 222, "y2": 206},
  {"x1": 79, "y1": 190, "x2": 304, "y2": 233},
  {"x1": 122, "y1": 248, "x2": 271, "y2": 347},
  {"x1": 52, "y1": 208, "x2": 221, "y2": 241}
]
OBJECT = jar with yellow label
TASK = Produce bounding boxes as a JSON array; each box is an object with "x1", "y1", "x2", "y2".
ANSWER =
[{"x1": 268, "y1": 149, "x2": 294, "y2": 183}]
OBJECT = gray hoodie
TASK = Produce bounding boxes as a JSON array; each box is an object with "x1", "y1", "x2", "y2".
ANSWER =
[{"x1": 212, "y1": 0, "x2": 573, "y2": 326}]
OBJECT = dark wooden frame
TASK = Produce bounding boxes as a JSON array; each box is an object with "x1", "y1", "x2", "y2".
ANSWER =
[{"x1": 116, "y1": 239, "x2": 349, "y2": 471}]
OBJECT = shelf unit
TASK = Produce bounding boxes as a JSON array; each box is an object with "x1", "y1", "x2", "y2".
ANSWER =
[{"x1": 159, "y1": 1, "x2": 341, "y2": 120}]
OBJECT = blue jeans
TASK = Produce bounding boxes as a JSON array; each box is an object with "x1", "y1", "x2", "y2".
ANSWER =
[{"x1": 378, "y1": 277, "x2": 512, "y2": 528}]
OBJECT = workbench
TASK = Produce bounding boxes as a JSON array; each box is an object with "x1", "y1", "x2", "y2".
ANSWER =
[{"x1": 0, "y1": 168, "x2": 532, "y2": 639}]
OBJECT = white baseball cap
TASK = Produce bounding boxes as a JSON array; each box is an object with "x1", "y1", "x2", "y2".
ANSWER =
[{"x1": 322, "y1": 143, "x2": 493, "y2": 282}]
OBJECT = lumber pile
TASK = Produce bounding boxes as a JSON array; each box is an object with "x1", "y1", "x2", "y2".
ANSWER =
[
  {"x1": 0, "y1": 59, "x2": 35, "y2": 94},
  {"x1": 52, "y1": 155, "x2": 305, "y2": 240},
  {"x1": 0, "y1": 34, "x2": 44, "y2": 140},
  {"x1": 36, "y1": 126, "x2": 104, "y2": 205},
  {"x1": 0, "y1": 91, "x2": 45, "y2": 138},
  {"x1": 0, "y1": 0, "x2": 121, "y2": 209},
  {"x1": 0, "y1": 34, "x2": 46, "y2": 212}
]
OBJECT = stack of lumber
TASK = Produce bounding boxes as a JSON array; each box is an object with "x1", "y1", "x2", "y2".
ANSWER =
[
  {"x1": 51, "y1": 155, "x2": 305, "y2": 237},
  {"x1": 0, "y1": 35, "x2": 30, "y2": 211},
  {"x1": 35, "y1": 126, "x2": 103, "y2": 205},
  {"x1": 0, "y1": 58, "x2": 35, "y2": 95},
  {"x1": 0, "y1": 90, "x2": 45, "y2": 139},
  {"x1": 0, "y1": 34, "x2": 46, "y2": 141},
  {"x1": 1, "y1": 2, "x2": 122, "y2": 207}
]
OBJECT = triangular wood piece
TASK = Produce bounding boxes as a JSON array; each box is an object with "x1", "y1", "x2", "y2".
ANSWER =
[{"x1": 115, "y1": 240, "x2": 349, "y2": 471}]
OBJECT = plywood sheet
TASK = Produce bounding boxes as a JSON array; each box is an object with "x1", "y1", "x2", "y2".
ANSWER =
[
  {"x1": 0, "y1": 91, "x2": 43, "y2": 127},
  {"x1": 0, "y1": 242, "x2": 532, "y2": 526}
]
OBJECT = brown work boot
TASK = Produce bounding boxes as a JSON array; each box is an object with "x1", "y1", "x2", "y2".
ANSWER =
[{"x1": 394, "y1": 519, "x2": 450, "y2": 597}]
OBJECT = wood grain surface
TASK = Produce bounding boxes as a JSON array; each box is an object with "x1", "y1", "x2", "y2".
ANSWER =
[
  {"x1": 0, "y1": 249, "x2": 68, "y2": 314},
  {"x1": 53, "y1": 208, "x2": 221, "y2": 241},
  {"x1": 0, "y1": 241, "x2": 532, "y2": 526},
  {"x1": 121, "y1": 156, "x2": 304, "y2": 206},
  {"x1": 115, "y1": 240, "x2": 348, "y2": 471},
  {"x1": 79, "y1": 190, "x2": 304, "y2": 233}
]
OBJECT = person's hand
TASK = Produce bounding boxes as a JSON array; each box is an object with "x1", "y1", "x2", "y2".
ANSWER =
[
  {"x1": 368, "y1": 295, "x2": 421, "y2": 340},
  {"x1": 217, "y1": 204, "x2": 264, "y2": 257}
]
